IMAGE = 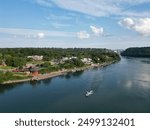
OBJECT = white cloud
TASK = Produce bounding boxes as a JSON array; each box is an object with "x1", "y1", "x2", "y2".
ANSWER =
[
  {"x1": 90, "y1": 26, "x2": 104, "y2": 36},
  {"x1": 34, "y1": 0, "x2": 150, "y2": 17},
  {"x1": 37, "y1": 32, "x2": 45, "y2": 39},
  {"x1": 0, "y1": 28, "x2": 75, "y2": 37},
  {"x1": 118, "y1": 18, "x2": 135, "y2": 29},
  {"x1": 50, "y1": 0, "x2": 120, "y2": 17},
  {"x1": 122, "y1": 11, "x2": 150, "y2": 18},
  {"x1": 35, "y1": 0, "x2": 52, "y2": 7},
  {"x1": 51, "y1": 22, "x2": 71, "y2": 28},
  {"x1": 119, "y1": 18, "x2": 150, "y2": 36},
  {"x1": 77, "y1": 31, "x2": 90, "y2": 39},
  {"x1": 46, "y1": 14, "x2": 72, "y2": 20}
]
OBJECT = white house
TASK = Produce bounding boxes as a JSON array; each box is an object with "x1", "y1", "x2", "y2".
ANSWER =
[
  {"x1": 81, "y1": 58, "x2": 92, "y2": 64},
  {"x1": 27, "y1": 55, "x2": 43, "y2": 61}
]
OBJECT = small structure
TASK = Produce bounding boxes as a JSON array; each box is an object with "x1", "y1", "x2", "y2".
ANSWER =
[
  {"x1": 69, "y1": 56, "x2": 77, "y2": 60},
  {"x1": 27, "y1": 55, "x2": 43, "y2": 61},
  {"x1": 29, "y1": 67, "x2": 40, "y2": 76},
  {"x1": 62, "y1": 57, "x2": 69, "y2": 61},
  {"x1": 81, "y1": 58, "x2": 92, "y2": 65},
  {"x1": 61, "y1": 57, "x2": 77, "y2": 63},
  {"x1": 50, "y1": 59, "x2": 60, "y2": 65},
  {"x1": 25, "y1": 63, "x2": 36, "y2": 68}
]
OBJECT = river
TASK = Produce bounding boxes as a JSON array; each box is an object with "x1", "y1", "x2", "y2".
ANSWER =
[{"x1": 0, "y1": 57, "x2": 150, "y2": 113}]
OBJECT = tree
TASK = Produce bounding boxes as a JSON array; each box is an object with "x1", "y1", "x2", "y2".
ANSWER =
[
  {"x1": 121, "y1": 47, "x2": 150, "y2": 57},
  {"x1": 0, "y1": 53, "x2": 3, "y2": 64},
  {"x1": 71, "y1": 58, "x2": 84, "y2": 67},
  {"x1": 4, "y1": 55, "x2": 14, "y2": 66},
  {"x1": 13, "y1": 57, "x2": 26, "y2": 67},
  {"x1": 99, "y1": 55, "x2": 107, "y2": 62},
  {"x1": 41, "y1": 61, "x2": 51, "y2": 67},
  {"x1": 4, "y1": 55, "x2": 26, "y2": 67},
  {"x1": 0, "y1": 48, "x2": 120, "y2": 67}
]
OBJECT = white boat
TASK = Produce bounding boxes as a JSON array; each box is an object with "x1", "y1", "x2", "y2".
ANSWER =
[{"x1": 85, "y1": 90, "x2": 93, "y2": 97}]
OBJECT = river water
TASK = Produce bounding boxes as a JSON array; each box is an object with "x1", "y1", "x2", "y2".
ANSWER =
[{"x1": 0, "y1": 57, "x2": 150, "y2": 113}]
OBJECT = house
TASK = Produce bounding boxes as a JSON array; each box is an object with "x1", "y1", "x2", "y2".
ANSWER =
[
  {"x1": 27, "y1": 55, "x2": 43, "y2": 61},
  {"x1": 61, "y1": 57, "x2": 78, "y2": 63},
  {"x1": 69, "y1": 56, "x2": 77, "y2": 60},
  {"x1": 62, "y1": 57, "x2": 69, "y2": 61},
  {"x1": 81, "y1": 58, "x2": 92, "y2": 65},
  {"x1": 50, "y1": 59, "x2": 60, "y2": 65},
  {"x1": 29, "y1": 67, "x2": 40, "y2": 76},
  {"x1": 25, "y1": 63, "x2": 36, "y2": 68}
]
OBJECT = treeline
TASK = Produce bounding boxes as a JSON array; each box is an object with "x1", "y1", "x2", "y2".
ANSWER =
[
  {"x1": 0, "y1": 48, "x2": 120, "y2": 83},
  {"x1": 0, "y1": 48, "x2": 120, "y2": 69},
  {"x1": 121, "y1": 47, "x2": 150, "y2": 57},
  {"x1": 0, "y1": 48, "x2": 118, "y2": 59}
]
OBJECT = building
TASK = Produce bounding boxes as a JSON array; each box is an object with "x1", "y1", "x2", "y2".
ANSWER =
[
  {"x1": 25, "y1": 63, "x2": 36, "y2": 68},
  {"x1": 69, "y1": 56, "x2": 77, "y2": 60},
  {"x1": 29, "y1": 67, "x2": 40, "y2": 76},
  {"x1": 50, "y1": 59, "x2": 60, "y2": 65},
  {"x1": 62, "y1": 57, "x2": 69, "y2": 61},
  {"x1": 27, "y1": 55, "x2": 43, "y2": 61},
  {"x1": 81, "y1": 58, "x2": 92, "y2": 65}
]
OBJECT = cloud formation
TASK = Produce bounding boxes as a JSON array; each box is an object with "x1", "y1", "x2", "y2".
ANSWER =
[
  {"x1": 77, "y1": 31, "x2": 90, "y2": 39},
  {"x1": 51, "y1": 22, "x2": 71, "y2": 28},
  {"x1": 36, "y1": 32, "x2": 45, "y2": 39},
  {"x1": 35, "y1": 0, "x2": 52, "y2": 7},
  {"x1": 0, "y1": 28, "x2": 75, "y2": 38},
  {"x1": 90, "y1": 26, "x2": 104, "y2": 36},
  {"x1": 119, "y1": 18, "x2": 150, "y2": 36},
  {"x1": 34, "y1": 0, "x2": 150, "y2": 17}
]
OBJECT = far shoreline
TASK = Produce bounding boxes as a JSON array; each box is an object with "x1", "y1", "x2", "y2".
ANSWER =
[{"x1": 1, "y1": 60, "x2": 118, "y2": 85}]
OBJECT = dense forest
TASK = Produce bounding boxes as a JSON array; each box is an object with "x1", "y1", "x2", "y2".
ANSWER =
[
  {"x1": 0, "y1": 48, "x2": 120, "y2": 67},
  {"x1": 121, "y1": 47, "x2": 150, "y2": 57},
  {"x1": 0, "y1": 48, "x2": 120, "y2": 84},
  {"x1": 0, "y1": 48, "x2": 118, "y2": 58}
]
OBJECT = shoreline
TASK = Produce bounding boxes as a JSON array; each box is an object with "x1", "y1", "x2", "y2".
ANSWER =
[{"x1": 2, "y1": 60, "x2": 118, "y2": 85}]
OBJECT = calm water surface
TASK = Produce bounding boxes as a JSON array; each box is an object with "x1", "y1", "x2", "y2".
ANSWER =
[{"x1": 0, "y1": 57, "x2": 150, "y2": 113}]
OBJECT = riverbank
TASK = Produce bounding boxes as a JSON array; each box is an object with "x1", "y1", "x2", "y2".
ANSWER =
[{"x1": 2, "y1": 60, "x2": 118, "y2": 85}]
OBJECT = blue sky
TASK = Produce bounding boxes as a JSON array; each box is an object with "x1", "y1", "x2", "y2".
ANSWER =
[{"x1": 0, "y1": 0, "x2": 150, "y2": 49}]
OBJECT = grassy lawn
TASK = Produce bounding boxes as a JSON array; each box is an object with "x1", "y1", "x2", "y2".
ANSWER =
[
  {"x1": 13, "y1": 72, "x2": 27, "y2": 77},
  {"x1": 0, "y1": 66, "x2": 15, "y2": 70},
  {"x1": 0, "y1": 72, "x2": 29, "y2": 84},
  {"x1": 27, "y1": 61, "x2": 44, "y2": 64}
]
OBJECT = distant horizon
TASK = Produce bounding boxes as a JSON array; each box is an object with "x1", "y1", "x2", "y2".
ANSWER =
[
  {"x1": 0, "y1": 46, "x2": 150, "y2": 50},
  {"x1": 0, "y1": 0, "x2": 150, "y2": 49}
]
